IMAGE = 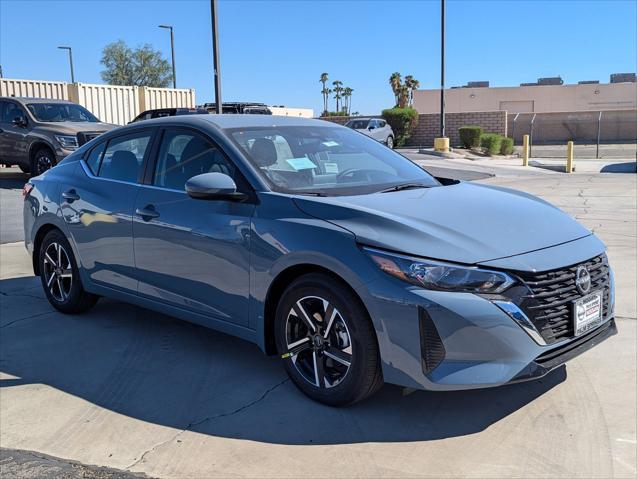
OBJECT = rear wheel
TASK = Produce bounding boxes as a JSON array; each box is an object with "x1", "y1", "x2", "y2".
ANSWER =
[
  {"x1": 275, "y1": 273, "x2": 383, "y2": 406},
  {"x1": 30, "y1": 146, "x2": 56, "y2": 177},
  {"x1": 39, "y1": 229, "x2": 98, "y2": 314}
]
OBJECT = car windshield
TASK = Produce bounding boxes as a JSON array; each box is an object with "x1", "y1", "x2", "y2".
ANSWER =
[
  {"x1": 27, "y1": 103, "x2": 100, "y2": 123},
  {"x1": 229, "y1": 125, "x2": 439, "y2": 196},
  {"x1": 345, "y1": 119, "x2": 370, "y2": 129}
]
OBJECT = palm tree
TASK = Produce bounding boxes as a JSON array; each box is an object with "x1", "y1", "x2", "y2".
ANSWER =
[
  {"x1": 319, "y1": 73, "x2": 329, "y2": 115},
  {"x1": 343, "y1": 87, "x2": 353, "y2": 115},
  {"x1": 332, "y1": 80, "x2": 343, "y2": 113},
  {"x1": 398, "y1": 85, "x2": 410, "y2": 108},
  {"x1": 389, "y1": 72, "x2": 402, "y2": 106},
  {"x1": 404, "y1": 75, "x2": 420, "y2": 107}
]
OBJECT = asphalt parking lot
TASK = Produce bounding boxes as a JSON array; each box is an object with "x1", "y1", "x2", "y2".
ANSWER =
[{"x1": 1, "y1": 162, "x2": 635, "y2": 478}]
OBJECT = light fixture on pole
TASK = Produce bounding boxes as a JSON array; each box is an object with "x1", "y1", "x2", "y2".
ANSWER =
[
  {"x1": 57, "y1": 46, "x2": 75, "y2": 83},
  {"x1": 210, "y1": 0, "x2": 222, "y2": 114},
  {"x1": 159, "y1": 24, "x2": 177, "y2": 88}
]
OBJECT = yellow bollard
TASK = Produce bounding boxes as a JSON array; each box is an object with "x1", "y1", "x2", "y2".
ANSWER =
[
  {"x1": 434, "y1": 137, "x2": 450, "y2": 153},
  {"x1": 522, "y1": 134, "x2": 529, "y2": 166},
  {"x1": 566, "y1": 141, "x2": 574, "y2": 173}
]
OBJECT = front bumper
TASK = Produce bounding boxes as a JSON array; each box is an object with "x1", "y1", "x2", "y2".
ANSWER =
[{"x1": 360, "y1": 261, "x2": 617, "y2": 392}]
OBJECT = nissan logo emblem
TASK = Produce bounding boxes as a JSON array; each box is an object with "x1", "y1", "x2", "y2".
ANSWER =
[{"x1": 575, "y1": 266, "x2": 591, "y2": 294}]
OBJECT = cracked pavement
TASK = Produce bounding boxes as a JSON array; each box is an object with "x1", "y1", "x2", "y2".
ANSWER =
[{"x1": 0, "y1": 164, "x2": 635, "y2": 478}]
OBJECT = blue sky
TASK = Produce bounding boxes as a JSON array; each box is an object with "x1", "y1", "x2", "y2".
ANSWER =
[{"x1": 1, "y1": 0, "x2": 636, "y2": 115}]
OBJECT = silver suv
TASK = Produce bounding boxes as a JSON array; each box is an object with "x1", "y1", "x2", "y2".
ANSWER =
[
  {"x1": 0, "y1": 97, "x2": 116, "y2": 176},
  {"x1": 345, "y1": 117, "x2": 394, "y2": 148}
]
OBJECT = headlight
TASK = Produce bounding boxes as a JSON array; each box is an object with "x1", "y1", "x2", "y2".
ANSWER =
[
  {"x1": 55, "y1": 135, "x2": 79, "y2": 150},
  {"x1": 364, "y1": 247, "x2": 515, "y2": 293}
]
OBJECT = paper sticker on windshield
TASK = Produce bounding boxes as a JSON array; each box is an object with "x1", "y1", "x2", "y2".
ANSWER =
[
  {"x1": 322, "y1": 141, "x2": 339, "y2": 147},
  {"x1": 324, "y1": 162, "x2": 339, "y2": 174},
  {"x1": 286, "y1": 157, "x2": 317, "y2": 170}
]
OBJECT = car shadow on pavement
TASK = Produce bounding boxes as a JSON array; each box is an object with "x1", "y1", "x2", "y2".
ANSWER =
[
  {"x1": 0, "y1": 275, "x2": 566, "y2": 446},
  {"x1": 0, "y1": 170, "x2": 29, "y2": 190}
]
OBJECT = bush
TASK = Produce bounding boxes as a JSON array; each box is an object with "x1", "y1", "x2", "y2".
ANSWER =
[
  {"x1": 500, "y1": 136, "x2": 514, "y2": 155},
  {"x1": 480, "y1": 133, "x2": 503, "y2": 156},
  {"x1": 458, "y1": 125, "x2": 483, "y2": 149},
  {"x1": 381, "y1": 107, "x2": 419, "y2": 146},
  {"x1": 323, "y1": 111, "x2": 349, "y2": 117}
]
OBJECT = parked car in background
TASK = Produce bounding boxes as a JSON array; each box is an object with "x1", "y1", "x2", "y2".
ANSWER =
[
  {"x1": 130, "y1": 107, "x2": 209, "y2": 123},
  {"x1": 0, "y1": 97, "x2": 116, "y2": 176},
  {"x1": 202, "y1": 102, "x2": 272, "y2": 115},
  {"x1": 345, "y1": 117, "x2": 394, "y2": 148},
  {"x1": 23, "y1": 115, "x2": 616, "y2": 406}
]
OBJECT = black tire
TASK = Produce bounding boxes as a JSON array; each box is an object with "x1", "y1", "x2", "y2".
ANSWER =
[
  {"x1": 386, "y1": 136, "x2": 394, "y2": 149},
  {"x1": 39, "y1": 229, "x2": 98, "y2": 314},
  {"x1": 275, "y1": 273, "x2": 383, "y2": 406},
  {"x1": 30, "y1": 146, "x2": 56, "y2": 177},
  {"x1": 19, "y1": 165, "x2": 30, "y2": 174}
]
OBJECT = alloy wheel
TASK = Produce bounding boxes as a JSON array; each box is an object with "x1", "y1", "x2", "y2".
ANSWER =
[
  {"x1": 43, "y1": 242, "x2": 73, "y2": 302},
  {"x1": 36, "y1": 153, "x2": 54, "y2": 175},
  {"x1": 386, "y1": 136, "x2": 394, "y2": 149},
  {"x1": 285, "y1": 295, "x2": 353, "y2": 389}
]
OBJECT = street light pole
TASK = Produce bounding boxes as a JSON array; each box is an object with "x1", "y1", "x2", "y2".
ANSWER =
[
  {"x1": 440, "y1": 0, "x2": 445, "y2": 138},
  {"x1": 210, "y1": 0, "x2": 222, "y2": 114},
  {"x1": 57, "y1": 46, "x2": 75, "y2": 83},
  {"x1": 159, "y1": 25, "x2": 177, "y2": 88}
]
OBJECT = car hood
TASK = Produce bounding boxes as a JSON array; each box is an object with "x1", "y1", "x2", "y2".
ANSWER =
[
  {"x1": 293, "y1": 181, "x2": 592, "y2": 265},
  {"x1": 34, "y1": 122, "x2": 117, "y2": 134}
]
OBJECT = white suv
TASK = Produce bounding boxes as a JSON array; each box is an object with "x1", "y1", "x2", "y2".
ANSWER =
[{"x1": 345, "y1": 118, "x2": 394, "y2": 148}]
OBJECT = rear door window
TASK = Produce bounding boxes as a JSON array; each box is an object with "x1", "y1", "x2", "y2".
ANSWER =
[
  {"x1": 98, "y1": 131, "x2": 152, "y2": 183},
  {"x1": 85, "y1": 142, "x2": 106, "y2": 174}
]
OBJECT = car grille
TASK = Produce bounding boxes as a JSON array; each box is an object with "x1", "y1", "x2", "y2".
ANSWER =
[
  {"x1": 513, "y1": 254, "x2": 611, "y2": 344},
  {"x1": 76, "y1": 132, "x2": 103, "y2": 146}
]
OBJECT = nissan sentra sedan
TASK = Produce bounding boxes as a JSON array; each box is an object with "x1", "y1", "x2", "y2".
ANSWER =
[{"x1": 23, "y1": 115, "x2": 617, "y2": 406}]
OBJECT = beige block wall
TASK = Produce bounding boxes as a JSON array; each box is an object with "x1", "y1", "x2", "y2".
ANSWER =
[{"x1": 414, "y1": 82, "x2": 637, "y2": 114}]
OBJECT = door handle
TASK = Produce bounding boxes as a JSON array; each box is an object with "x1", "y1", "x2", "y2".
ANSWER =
[
  {"x1": 135, "y1": 205, "x2": 160, "y2": 221},
  {"x1": 62, "y1": 189, "x2": 80, "y2": 203}
]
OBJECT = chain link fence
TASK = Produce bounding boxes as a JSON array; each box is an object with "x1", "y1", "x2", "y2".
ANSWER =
[{"x1": 509, "y1": 110, "x2": 637, "y2": 159}]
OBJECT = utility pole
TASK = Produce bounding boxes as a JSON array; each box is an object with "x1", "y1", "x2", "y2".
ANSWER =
[
  {"x1": 440, "y1": 0, "x2": 445, "y2": 138},
  {"x1": 210, "y1": 0, "x2": 222, "y2": 114},
  {"x1": 58, "y1": 46, "x2": 75, "y2": 83},
  {"x1": 159, "y1": 25, "x2": 177, "y2": 88},
  {"x1": 433, "y1": 0, "x2": 449, "y2": 152}
]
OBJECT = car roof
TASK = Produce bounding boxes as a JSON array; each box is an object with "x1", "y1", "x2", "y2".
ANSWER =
[
  {"x1": 132, "y1": 114, "x2": 332, "y2": 130},
  {"x1": 1, "y1": 97, "x2": 74, "y2": 104}
]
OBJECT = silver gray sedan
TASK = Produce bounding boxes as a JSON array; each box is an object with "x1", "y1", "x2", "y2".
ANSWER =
[
  {"x1": 23, "y1": 114, "x2": 616, "y2": 406},
  {"x1": 345, "y1": 118, "x2": 394, "y2": 148}
]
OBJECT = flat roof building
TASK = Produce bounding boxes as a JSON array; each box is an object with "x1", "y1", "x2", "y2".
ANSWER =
[{"x1": 413, "y1": 75, "x2": 637, "y2": 114}]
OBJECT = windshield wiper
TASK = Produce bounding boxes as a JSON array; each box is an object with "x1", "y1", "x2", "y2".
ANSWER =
[
  {"x1": 294, "y1": 191, "x2": 327, "y2": 197},
  {"x1": 379, "y1": 183, "x2": 430, "y2": 193}
]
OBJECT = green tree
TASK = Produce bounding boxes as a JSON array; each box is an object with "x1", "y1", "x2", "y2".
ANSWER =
[
  {"x1": 342, "y1": 87, "x2": 353, "y2": 115},
  {"x1": 404, "y1": 75, "x2": 420, "y2": 107},
  {"x1": 100, "y1": 40, "x2": 172, "y2": 87},
  {"x1": 332, "y1": 80, "x2": 343, "y2": 112},
  {"x1": 389, "y1": 72, "x2": 419, "y2": 108},
  {"x1": 319, "y1": 73, "x2": 330, "y2": 116},
  {"x1": 389, "y1": 72, "x2": 402, "y2": 106}
]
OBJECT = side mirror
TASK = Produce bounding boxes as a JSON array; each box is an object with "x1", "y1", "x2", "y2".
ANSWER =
[
  {"x1": 185, "y1": 172, "x2": 247, "y2": 201},
  {"x1": 13, "y1": 116, "x2": 27, "y2": 127},
  {"x1": 368, "y1": 124, "x2": 375, "y2": 130}
]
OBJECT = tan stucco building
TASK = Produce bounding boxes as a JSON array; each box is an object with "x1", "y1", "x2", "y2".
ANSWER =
[{"x1": 413, "y1": 81, "x2": 637, "y2": 114}]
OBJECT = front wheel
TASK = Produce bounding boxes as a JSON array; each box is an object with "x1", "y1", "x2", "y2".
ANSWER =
[
  {"x1": 275, "y1": 273, "x2": 383, "y2": 406},
  {"x1": 39, "y1": 229, "x2": 98, "y2": 314},
  {"x1": 30, "y1": 147, "x2": 56, "y2": 177},
  {"x1": 386, "y1": 136, "x2": 394, "y2": 149}
]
